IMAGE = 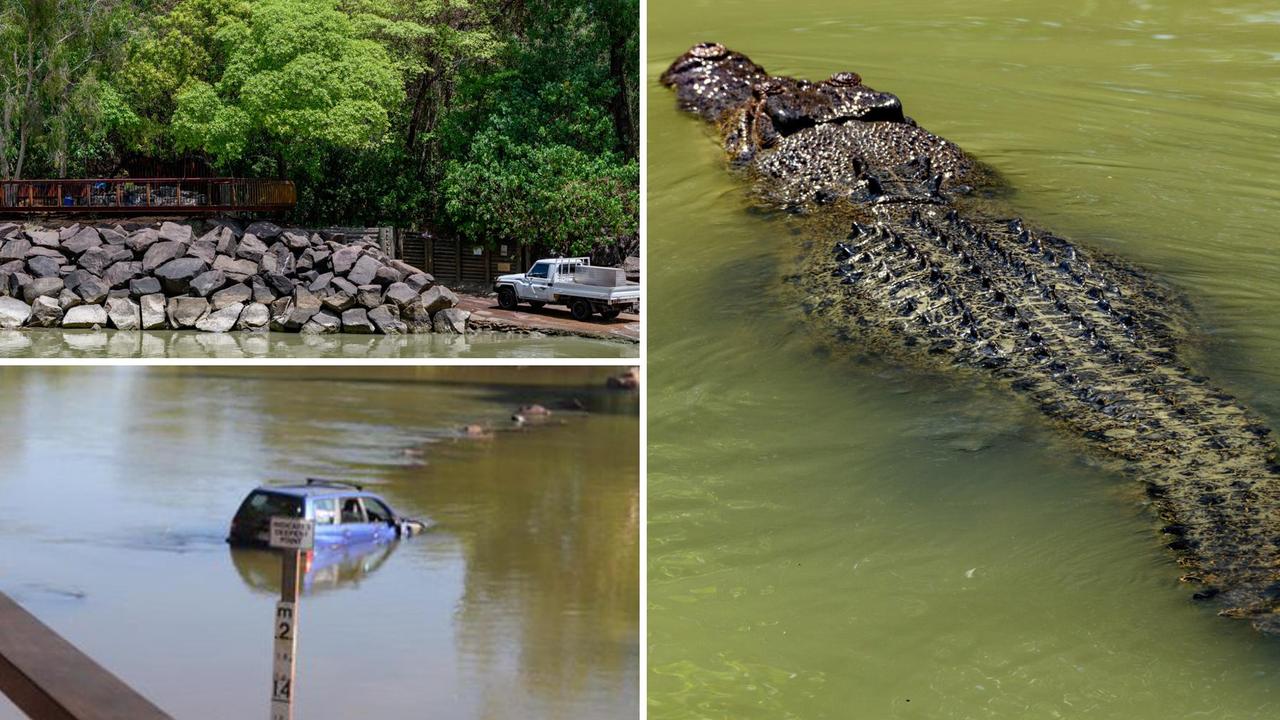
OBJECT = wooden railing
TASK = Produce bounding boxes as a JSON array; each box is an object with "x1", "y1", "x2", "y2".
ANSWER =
[
  {"x1": 0, "y1": 592, "x2": 173, "y2": 719},
  {"x1": 0, "y1": 178, "x2": 296, "y2": 215}
]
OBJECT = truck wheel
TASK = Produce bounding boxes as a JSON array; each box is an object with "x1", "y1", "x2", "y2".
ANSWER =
[
  {"x1": 570, "y1": 298, "x2": 594, "y2": 321},
  {"x1": 600, "y1": 309, "x2": 621, "y2": 320},
  {"x1": 528, "y1": 301, "x2": 545, "y2": 310},
  {"x1": 497, "y1": 286, "x2": 518, "y2": 310}
]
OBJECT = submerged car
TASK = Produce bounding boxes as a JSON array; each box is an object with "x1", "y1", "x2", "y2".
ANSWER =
[{"x1": 227, "y1": 478, "x2": 428, "y2": 548}]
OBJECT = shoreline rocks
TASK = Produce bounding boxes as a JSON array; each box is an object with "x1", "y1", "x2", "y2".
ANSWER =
[{"x1": 0, "y1": 219, "x2": 468, "y2": 334}]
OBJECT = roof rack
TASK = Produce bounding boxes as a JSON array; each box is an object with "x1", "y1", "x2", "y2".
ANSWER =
[{"x1": 305, "y1": 477, "x2": 365, "y2": 491}]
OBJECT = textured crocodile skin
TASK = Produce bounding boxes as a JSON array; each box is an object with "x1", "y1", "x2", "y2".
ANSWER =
[{"x1": 663, "y1": 44, "x2": 1280, "y2": 633}]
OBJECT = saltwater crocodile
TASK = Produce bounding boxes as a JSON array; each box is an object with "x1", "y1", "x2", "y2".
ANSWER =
[{"x1": 662, "y1": 43, "x2": 1280, "y2": 633}]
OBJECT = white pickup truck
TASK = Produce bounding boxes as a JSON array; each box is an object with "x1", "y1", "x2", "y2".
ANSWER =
[{"x1": 494, "y1": 257, "x2": 640, "y2": 321}]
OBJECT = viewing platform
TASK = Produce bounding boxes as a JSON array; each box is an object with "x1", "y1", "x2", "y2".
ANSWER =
[{"x1": 0, "y1": 178, "x2": 296, "y2": 216}]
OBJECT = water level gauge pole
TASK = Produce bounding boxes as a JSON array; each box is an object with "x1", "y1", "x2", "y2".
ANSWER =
[{"x1": 268, "y1": 516, "x2": 315, "y2": 720}]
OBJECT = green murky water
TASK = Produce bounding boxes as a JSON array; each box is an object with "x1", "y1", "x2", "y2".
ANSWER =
[
  {"x1": 0, "y1": 328, "x2": 637, "y2": 359},
  {"x1": 0, "y1": 368, "x2": 638, "y2": 719},
  {"x1": 648, "y1": 1, "x2": 1280, "y2": 717}
]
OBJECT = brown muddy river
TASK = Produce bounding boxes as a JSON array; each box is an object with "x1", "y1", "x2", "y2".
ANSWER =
[{"x1": 0, "y1": 367, "x2": 638, "y2": 719}]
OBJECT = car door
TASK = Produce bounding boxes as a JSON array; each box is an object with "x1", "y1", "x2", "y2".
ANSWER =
[
  {"x1": 361, "y1": 497, "x2": 398, "y2": 542},
  {"x1": 337, "y1": 495, "x2": 376, "y2": 544},
  {"x1": 525, "y1": 261, "x2": 554, "y2": 301},
  {"x1": 311, "y1": 497, "x2": 343, "y2": 547}
]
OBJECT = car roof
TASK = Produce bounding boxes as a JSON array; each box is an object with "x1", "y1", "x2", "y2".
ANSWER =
[{"x1": 252, "y1": 483, "x2": 381, "y2": 500}]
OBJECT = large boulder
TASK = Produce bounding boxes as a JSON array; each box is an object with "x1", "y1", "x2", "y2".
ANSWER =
[
  {"x1": 22, "y1": 276, "x2": 64, "y2": 304},
  {"x1": 346, "y1": 254, "x2": 382, "y2": 286},
  {"x1": 213, "y1": 255, "x2": 257, "y2": 282},
  {"x1": 61, "y1": 227, "x2": 102, "y2": 255},
  {"x1": 0, "y1": 238, "x2": 31, "y2": 262},
  {"x1": 331, "y1": 246, "x2": 362, "y2": 275},
  {"x1": 235, "y1": 233, "x2": 268, "y2": 262},
  {"x1": 166, "y1": 296, "x2": 209, "y2": 328},
  {"x1": 373, "y1": 265, "x2": 402, "y2": 287},
  {"x1": 194, "y1": 302, "x2": 243, "y2": 333},
  {"x1": 262, "y1": 272, "x2": 294, "y2": 297},
  {"x1": 236, "y1": 302, "x2": 270, "y2": 331},
  {"x1": 105, "y1": 296, "x2": 141, "y2": 331},
  {"x1": 0, "y1": 297, "x2": 31, "y2": 328},
  {"x1": 75, "y1": 275, "x2": 110, "y2": 304},
  {"x1": 57, "y1": 288, "x2": 82, "y2": 311},
  {"x1": 401, "y1": 299, "x2": 433, "y2": 333},
  {"x1": 282, "y1": 230, "x2": 310, "y2": 251},
  {"x1": 404, "y1": 272, "x2": 434, "y2": 292},
  {"x1": 341, "y1": 308, "x2": 375, "y2": 333},
  {"x1": 140, "y1": 294, "x2": 168, "y2": 330},
  {"x1": 307, "y1": 272, "x2": 334, "y2": 293},
  {"x1": 4, "y1": 271, "x2": 31, "y2": 298},
  {"x1": 158, "y1": 221, "x2": 192, "y2": 244},
  {"x1": 29, "y1": 296, "x2": 62, "y2": 327},
  {"x1": 125, "y1": 228, "x2": 161, "y2": 253},
  {"x1": 186, "y1": 240, "x2": 217, "y2": 265},
  {"x1": 271, "y1": 287, "x2": 321, "y2": 331},
  {"x1": 78, "y1": 245, "x2": 131, "y2": 275},
  {"x1": 331, "y1": 276, "x2": 358, "y2": 296},
  {"x1": 189, "y1": 269, "x2": 226, "y2": 297},
  {"x1": 211, "y1": 283, "x2": 252, "y2": 310},
  {"x1": 216, "y1": 229, "x2": 238, "y2": 257},
  {"x1": 103, "y1": 261, "x2": 143, "y2": 289},
  {"x1": 142, "y1": 240, "x2": 186, "y2": 272},
  {"x1": 356, "y1": 284, "x2": 383, "y2": 309},
  {"x1": 321, "y1": 291, "x2": 355, "y2": 313},
  {"x1": 245, "y1": 221, "x2": 282, "y2": 240},
  {"x1": 62, "y1": 303, "x2": 109, "y2": 329},
  {"x1": 26, "y1": 255, "x2": 62, "y2": 278},
  {"x1": 28, "y1": 229, "x2": 59, "y2": 248},
  {"x1": 383, "y1": 282, "x2": 417, "y2": 308},
  {"x1": 301, "y1": 309, "x2": 341, "y2": 335},
  {"x1": 368, "y1": 304, "x2": 407, "y2": 334},
  {"x1": 129, "y1": 276, "x2": 162, "y2": 298},
  {"x1": 99, "y1": 228, "x2": 128, "y2": 246},
  {"x1": 249, "y1": 274, "x2": 277, "y2": 304},
  {"x1": 420, "y1": 285, "x2": 459, "y2": 313},
  {"x1": 432, "y1": 308, "x2": 470, "y2": 334},
  {"x1": 154, "y1": 257, "x2": 209, "y2": 294}
]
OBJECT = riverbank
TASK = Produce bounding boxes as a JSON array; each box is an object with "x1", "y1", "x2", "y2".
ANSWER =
[{"x1": 457, "y1": 293, "x2": 640, "y2": 343}]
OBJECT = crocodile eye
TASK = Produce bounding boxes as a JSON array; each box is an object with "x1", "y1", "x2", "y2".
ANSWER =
[
  {"x1": 828, "y1": 71, "x2": 862, "y2": 86},
  {"x1": 690, "y1": 42, "x2": 728, "y2": 59}
]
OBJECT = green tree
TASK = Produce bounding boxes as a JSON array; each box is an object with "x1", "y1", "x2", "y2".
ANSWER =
[
  {"x1": 437, "y1": 0, "x2": 639, "y2": 256},
  {"x1": 167, "y1": 0, "x2": 403, "y2": 177},
  {"x1": 0, "y1": 0, "x2": 135, "y2": 179}
]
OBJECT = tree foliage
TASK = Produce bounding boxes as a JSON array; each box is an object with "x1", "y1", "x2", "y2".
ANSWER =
[{"x1": 0, "y1": 0, "x2": 639, "y2": 256}]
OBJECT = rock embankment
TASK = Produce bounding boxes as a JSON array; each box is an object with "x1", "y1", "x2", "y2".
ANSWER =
[{"x1": 0, "y1": 219, "x2": 469, "y2": 334}]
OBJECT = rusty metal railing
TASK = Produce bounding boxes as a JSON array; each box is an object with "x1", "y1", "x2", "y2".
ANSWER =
[{"x1": 0, "y1": 178, "x2": 296, "y2": 215}]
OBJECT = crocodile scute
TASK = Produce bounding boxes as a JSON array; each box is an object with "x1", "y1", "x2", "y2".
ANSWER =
[{"x1": 662, "y1": 43, "x2": 1280, "y2": 634}]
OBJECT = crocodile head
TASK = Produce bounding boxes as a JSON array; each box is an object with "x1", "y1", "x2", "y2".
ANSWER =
[
  {"x1": 665, "y1": 43, "x2": 976, "y2": 204},
  {"x1": 660, "y1": 42, "x2": 769, "y2": 121},
  {"x1": 663, "y1": 44, "x2": 910, "y2": 164}
]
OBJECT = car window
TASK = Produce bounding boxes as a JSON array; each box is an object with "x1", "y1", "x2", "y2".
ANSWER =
[
  {"x1": 339, "y1": 497, "x2": 366, "y2": 524},
  {"x1": 234, "y1": 491, "x2": 303, "y2": 525},
  {"x1": 314, "y1": 498, "x2": 338, "y2": 525},
  {"x1": 364, "y1": 498, "x2": 393, "y2": 524},
  {"x1": 528, "y1": 262, "x2": 550, "y2": 279}
]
